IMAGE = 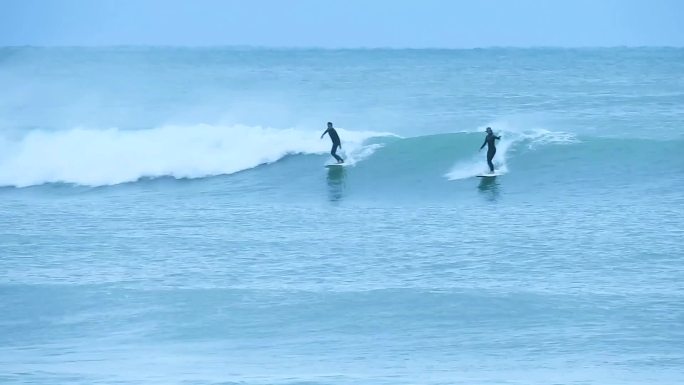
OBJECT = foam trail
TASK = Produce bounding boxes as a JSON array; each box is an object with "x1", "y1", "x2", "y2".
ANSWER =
[
  {"x1": 445, "y1": 121, "x2": 576, "y2": 180},
  {"x1": 0, "y1": 124, "x2": 391, "y2": 187}
]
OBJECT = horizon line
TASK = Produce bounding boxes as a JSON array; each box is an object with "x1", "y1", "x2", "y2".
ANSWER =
[{"x1": 2, "y1": 44, "x2": 683, "y2": 50}]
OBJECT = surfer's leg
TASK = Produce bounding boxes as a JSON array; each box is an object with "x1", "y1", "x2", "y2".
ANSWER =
[
  {"x1": 331, "y1": 144, "x2": 344, "y2": 163},
  {"x1": 487, "y1": 149, "x2": 495, "y2": 172}
]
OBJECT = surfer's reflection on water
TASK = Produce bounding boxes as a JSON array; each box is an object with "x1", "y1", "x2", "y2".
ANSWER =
[
  {"x1": 326, "y1": 166, "x2": 346, "y2": 203},
  {"x1": 477, "y1": 176, "x2": 500, "y2": 202}
]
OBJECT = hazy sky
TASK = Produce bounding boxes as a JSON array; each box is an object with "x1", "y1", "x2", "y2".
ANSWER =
[{"x1": 1, "y1": 0, "x2": 682, "y2": 47}]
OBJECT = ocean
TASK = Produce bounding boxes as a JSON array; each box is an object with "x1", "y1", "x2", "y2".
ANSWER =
[{"x1": 0, "y1": 47, "x2": 682, "y2": 385}]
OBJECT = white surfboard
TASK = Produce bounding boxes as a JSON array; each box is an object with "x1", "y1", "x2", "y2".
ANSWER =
[
  {"x1": 325, "y1": 163, "x2": 346, "y2": 168},
  {"x1": 476, "y1": 172, "x2": 501, "y2": 178}
]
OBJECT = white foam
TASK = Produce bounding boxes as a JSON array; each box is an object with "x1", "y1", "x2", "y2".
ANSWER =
[
  {"x1": 0, "y1": 124, "x2": 391, "y2": 187},
  {"x1": 445, "y1": 120, "x2": 576, "y2": 181}
]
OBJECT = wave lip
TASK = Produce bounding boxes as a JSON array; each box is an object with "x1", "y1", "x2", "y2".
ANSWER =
[{"x1": 0, "y1": 124, "x2": 390, "y2": 187}]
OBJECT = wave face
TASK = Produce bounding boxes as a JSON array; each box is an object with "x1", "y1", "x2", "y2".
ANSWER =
[
  {"x1": 0, "y1": 122, "x2": 678, "y2": 189},
  {"x1": 353, "y1": 130, "x2": 677, "y2": 194}
]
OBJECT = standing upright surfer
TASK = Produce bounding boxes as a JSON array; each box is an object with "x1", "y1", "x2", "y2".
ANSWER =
[
  {"x1": 479, "y1": 127, "x2": 500, "y2": 173},
  {"x1": 320, "y1": 122, "x2": 344, "y2": 163}
]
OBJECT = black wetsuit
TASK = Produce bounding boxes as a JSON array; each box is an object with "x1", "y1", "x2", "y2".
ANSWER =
[
  {"x1": 324, "y1": 128, "x2": 344, "y2": 163},
  {"x1": 480, "y1": 133, "x2": 501, "y2": 172}
]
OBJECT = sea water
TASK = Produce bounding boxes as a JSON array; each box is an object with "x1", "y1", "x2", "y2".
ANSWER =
[{"x1": 0, "y1": 47, "x2": 683, "y2": 384}]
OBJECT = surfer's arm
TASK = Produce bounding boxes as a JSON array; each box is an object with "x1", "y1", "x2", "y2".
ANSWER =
[
  {"x1": 479, "y1": 139, "x2": 486, "y2": 150},
  {"x1": 495, "y1": 135, "x2": 501, "y2": 140},
  {"x1": 320, "y1": 129, "x2": 329, "y2": 139}
]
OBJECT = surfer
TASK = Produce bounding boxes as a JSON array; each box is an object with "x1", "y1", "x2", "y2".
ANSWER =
[
  {"x1": 479, "y1": 127, "x2": 500, "y2": 173},
  {"x1": 320, "y1": 122, "x2": 344, "y2": 163}
]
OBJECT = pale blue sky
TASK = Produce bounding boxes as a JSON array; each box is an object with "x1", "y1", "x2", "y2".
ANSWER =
[{"x1": 1, "y1": 0, "x2": 682, "y2": 47}]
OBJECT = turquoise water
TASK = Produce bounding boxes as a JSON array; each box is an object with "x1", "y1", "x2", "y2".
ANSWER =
[{"x1": 1, "y1": 47, "x2": 683, "y2": 384}]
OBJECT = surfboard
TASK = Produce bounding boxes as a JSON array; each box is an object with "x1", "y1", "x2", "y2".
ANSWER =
[
  {"x1": 476, "y1": 172, "x2": 501, "y2": 178},
  {"x1": 325, "y1": 163, "x2": 346, "y2": 168}
]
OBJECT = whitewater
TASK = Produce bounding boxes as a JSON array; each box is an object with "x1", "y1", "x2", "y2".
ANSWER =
[
  {"x1": 0, "y1": 124, "x2": 392, "y2": 186},
  {"x1": 1, "y1": 47, "x2": 683, "y2": 385}
]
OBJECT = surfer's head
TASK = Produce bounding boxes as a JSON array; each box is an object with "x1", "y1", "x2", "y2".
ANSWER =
[
  {"x1": 485, "y1": 127, "x2": 492, "y2": 134},
  {"x1": 327, "y1": 122, "x2": 333, "y2": 129}
]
